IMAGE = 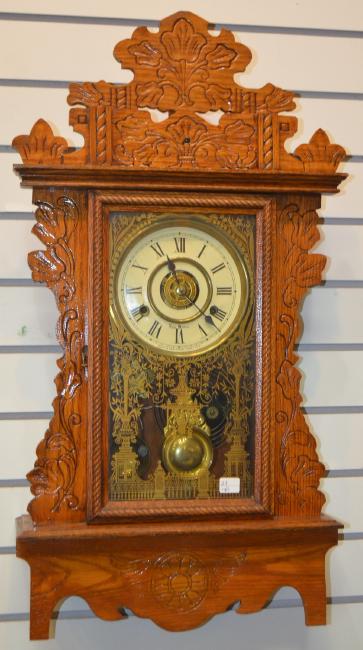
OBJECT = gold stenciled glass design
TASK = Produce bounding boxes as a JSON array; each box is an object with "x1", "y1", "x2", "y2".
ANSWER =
[{"x1": 108, "y1": 212, "x2": 256, "y2": 501}]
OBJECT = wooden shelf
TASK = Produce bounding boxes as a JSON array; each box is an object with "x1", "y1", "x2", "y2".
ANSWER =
[{"x1": 17, "y1": 514, "x2": 341, "y2": 639}]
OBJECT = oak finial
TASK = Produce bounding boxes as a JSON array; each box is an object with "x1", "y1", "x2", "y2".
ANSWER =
[
  {"x1": 294, "y1": 128, "x2": 346, "y2": 172},
  {"x1": 12, "y1": 119, "x2": 69, "y2": 164}
]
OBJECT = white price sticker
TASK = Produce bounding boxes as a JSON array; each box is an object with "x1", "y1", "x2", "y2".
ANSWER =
[{"x1": 219, "y1": 477, "x2": 240, "y2": 494}]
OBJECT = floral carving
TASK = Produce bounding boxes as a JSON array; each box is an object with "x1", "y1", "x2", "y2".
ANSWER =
[
  {"x1": 258, "y1": 84, "x2": 296, "y2": 113},
  {"x1": 151, "y1": 553, "x2": 209, "y2": 611},
  {"x1": 126, "y1": 550, "x2": 247, "y2": 613},
  {"x1": 113, "y1": 111, "x2": 256, "y2": 170},
  {"x1": 276, "y1": 204, "x2": 326, "y2": 514},
  {"x1": 28, "y1": 199, "x2": 78, "y2": 304},
  {"x1": 281, "y1": 209, "x2": 326, "y2": 308},
  {"x1": 27, "y1": 197, "x2": 83, "y2": 515},
  {"x1": 114, "y1": 12, "x2": 252, "y2": 113}
]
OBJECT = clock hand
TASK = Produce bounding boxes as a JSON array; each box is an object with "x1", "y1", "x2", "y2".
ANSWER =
[
  {"x1": 166, "y1": 255, "x2": 179, "y2": 284},
  {"x1": 165, "y1": 256, "x2": 221, "y2": 332},
  {"x1": 166, "y1": 255, "x2": 186, "y2": 298},
  {"x1": 183, "y1": 293, "x2": 221, "y2": 332},
  {"x1": 204, "y1": 313, "x2": 221, "y2": 332}
]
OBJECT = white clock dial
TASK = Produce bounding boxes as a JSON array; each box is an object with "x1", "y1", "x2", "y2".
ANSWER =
[{"x1": 113, "y1": 220, "x2": 249, "y2": 356}]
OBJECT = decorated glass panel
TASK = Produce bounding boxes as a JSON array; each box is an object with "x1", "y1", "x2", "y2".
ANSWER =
[{"x1": 108, "y1": 211, "x2": 256, "y2": 500}]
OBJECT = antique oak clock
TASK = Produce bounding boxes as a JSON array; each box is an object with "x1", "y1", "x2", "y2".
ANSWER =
[{"x1": 12, "y1": 12, "x2": 346, "y2": 639}]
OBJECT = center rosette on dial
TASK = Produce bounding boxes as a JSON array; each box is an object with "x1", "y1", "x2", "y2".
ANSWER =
[
  {"x1": 147, "y1": 257, "x2": 213, "y2": 324},
  {"x1": 161, "y1": 270, "x2": 199, "y2": 309}
]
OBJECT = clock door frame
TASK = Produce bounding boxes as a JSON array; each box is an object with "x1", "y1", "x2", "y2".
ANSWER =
[{"x1": 87, "y1": 191, "x2": 275, "y2": 522}]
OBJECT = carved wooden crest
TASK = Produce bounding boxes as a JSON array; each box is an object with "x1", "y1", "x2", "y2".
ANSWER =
[{"x1": 13, "y1": 11, "x2": 344, "y2": 174}]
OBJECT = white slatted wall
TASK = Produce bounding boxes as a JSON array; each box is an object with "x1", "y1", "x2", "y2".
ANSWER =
[{"x1": 0, "y1": 2, "x2": 362, "y2": 648}]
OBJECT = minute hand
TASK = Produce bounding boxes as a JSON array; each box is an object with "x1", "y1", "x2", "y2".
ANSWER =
[{"x1": 183, "y1": 293, "x2": 221, "y2": 332}]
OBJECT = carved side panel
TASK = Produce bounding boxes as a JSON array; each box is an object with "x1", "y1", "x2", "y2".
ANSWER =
[
  {"x1": 27, "y1": 191, "x2": 88, "y2": 522},
  {"x1": 275, "y1": 196, "x2": 326, "y2": 515}
]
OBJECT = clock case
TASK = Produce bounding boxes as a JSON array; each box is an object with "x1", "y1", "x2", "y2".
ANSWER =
[{"x1": 12, "y1": 11, "x2": 346, "y2": 639}]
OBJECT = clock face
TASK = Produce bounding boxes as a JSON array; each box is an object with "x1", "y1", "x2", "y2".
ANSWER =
[{"x1": 113, "y1": 221, "x2": 249, "y2": 356}]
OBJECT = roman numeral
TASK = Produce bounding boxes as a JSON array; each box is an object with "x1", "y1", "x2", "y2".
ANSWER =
[
  {"x1": 150, "y1": 242, "x2": 164, "y2": 257},
  {"x1": 174, "y1": 237, "x2": 185, "y2": 253},
  {"x1": 130, "y1": 306, "x2": 146, "y2": 322},
  {"x1": 211, "y1": 262, "x2": 226, "y2": 274},
  {"x1": 148, "y1": 320, "x2": 162, "y2": 338},
  {"x1": 132, "y1": 263, "x2": 148, "y2": 272},
  {"x1": 198, "y1": 324, "x2": 208, "y2": 337},
  {"x1": 126, "y1": 286, "x2": 142, "y2": 294},
  {"x1": 216, "y1": 287, "x2": 232, "y2": 295},
  {"x1": 197, "y1": 244, "x2": 206, "y2": 258},
  {"x1": 175, "y1": 327, "x2": 184, "y2": 344},
  {"x1": 212, "y1": 307, "x2": 227, "y2": 321}
]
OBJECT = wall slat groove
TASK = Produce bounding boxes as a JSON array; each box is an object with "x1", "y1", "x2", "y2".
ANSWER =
[
  {"x1": 0, "y1": 412, "x2": 52, "y2": 420},
  {"x1": 305, "y1": 406, "x2": 363, "y2": 414},
  {"x1": 327, "y1": 470, "x2": 363, "y2": 478},
  {"x1": 1, "y1": 597, "x2": 363, "y2": 623},
  {"x1": 3, "y1": 214, "x2": 363, "y2": 223},
  {"x1": 0, "y1": 212, "x2": 33, "y2": 220},
  {"x1": 0, "y1": 12, "x2": 362, "y2": 39},
  {"x1": 1, "y1": 344, "x2": 363, "y2": 354},
  {"x1": 0, "y1": 479, "x2": 29, "y2": 487},
  {"x1": 322, "y1": 218, "x2": 363, "y2": 225},
  {"x1": 2, "y1": 147, "x2": 363, "y2": 162},
  {"x1": 0, "y1": 280, "x2": 37, "y2": 287},
  {"x1": 0, "y1": 533, "x2": 361, "y2": 556},
  {"x1": 1, "y1": 79, "x2": 362, "y2": 100},
  {"x1": 323, "y1": 281, "x2": 363, "y2": 288},
  {"x1": 298, "y1": 345, "x2": 363, "y2": 352},
  {"x1": 1, "y1": 472, "x2": 362, "y2": 485},
  {"x1": 1, "y1": 280, "x2": 362, "y2": 288},
  {"x1": 0, "y1": 2, "x2": 363, "y2": 31},
  {"x1": 0, "y1": 346, "x2": 61, "y2": 353}
]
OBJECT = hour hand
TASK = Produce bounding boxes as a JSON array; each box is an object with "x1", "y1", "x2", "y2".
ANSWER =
[
  {"x1": 166, "y1": 255, "x2": 179, "y2": 283},
  {"x1": 166, "y1": 254, "x2": 175, "y2": 270},
  {"x1": 166, "y1": 255, "x2": 175, "y2": 271}
]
